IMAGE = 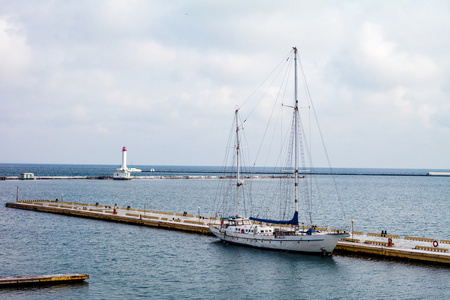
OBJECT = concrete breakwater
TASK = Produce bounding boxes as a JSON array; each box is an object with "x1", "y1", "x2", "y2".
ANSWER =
[
  {"x1": 2, "y1": 170, "x2": 449, "y2": 181},
  {"x1": 0, "y1": 175, "x2": 289, "y2": 180},
  {"x1": 6, "y1": 200, "x2": 450, "y2": 266},
  {"x1": 1, "y1": 175, "x2": 219, "y2": 180}
]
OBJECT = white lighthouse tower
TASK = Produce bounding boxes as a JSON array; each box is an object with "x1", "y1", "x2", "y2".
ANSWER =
[
  {"x1": 114, "y1": 146, "x2": 141, "y2": 180},
  {"x1": 121, "y1": 146, "x2": 127, "y2": 169}
]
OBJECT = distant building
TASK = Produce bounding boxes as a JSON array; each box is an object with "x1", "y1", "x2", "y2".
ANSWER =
[
  {"x1": 114, "y1": 168, "x2": 131, "y2": 179},
  {"x1": 20, "y1": 173, "x2": 34, "y2": 180}
]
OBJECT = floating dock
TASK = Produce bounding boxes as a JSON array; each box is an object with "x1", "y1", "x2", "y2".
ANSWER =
[
  {"x1": 0, "y1": 273, "x2": 88, "y2": 287},
  {"x1": 6, "y1": 200, "x2": 450, "y2": 266}
]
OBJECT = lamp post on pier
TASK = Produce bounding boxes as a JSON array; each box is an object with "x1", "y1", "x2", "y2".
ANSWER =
[{"x1": 351, "y1": 219, "x2": 354, "y2": 239}]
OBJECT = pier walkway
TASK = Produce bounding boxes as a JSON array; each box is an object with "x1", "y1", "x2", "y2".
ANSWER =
[
  {"x1": 6, "y1": 200, "x2": 450, "y2": 266},
  {"x1": 6, "y1": 200, "x2": 220, "y2": 234}
]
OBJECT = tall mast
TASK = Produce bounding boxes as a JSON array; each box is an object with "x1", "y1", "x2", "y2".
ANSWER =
[
  {"x1": 235, "y1": 108, "x2": 242, "y2": 217},
  {"x1": 293, "y1": 47, "x2": 300, "y2": 216}
]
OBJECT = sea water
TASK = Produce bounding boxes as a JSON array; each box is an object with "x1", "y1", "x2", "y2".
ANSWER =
[{"x1": 0, "y1": 164, "x2": 449, "y2": 299}]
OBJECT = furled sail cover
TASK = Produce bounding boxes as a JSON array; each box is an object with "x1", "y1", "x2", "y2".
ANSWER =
[{"x1": 249, "y1": 211, "x2": 298, "y2": 225}]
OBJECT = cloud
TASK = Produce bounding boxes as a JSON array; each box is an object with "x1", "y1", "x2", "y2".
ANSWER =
[
  {"x1": 0, "y1": 18, "x2": 32, "y2": 83},
  {"x1": 1, "y1": 1, "x2": 450, "y2": 168},
  {"x1": 124, "y1": 40, "x2": 178, "y2": 68},
  {"x1": 360, "y1": 22, "x2": 439, "y2": 87},
  {"x1": 325, "y1": 20, "x2": 446, "y2": 133}
]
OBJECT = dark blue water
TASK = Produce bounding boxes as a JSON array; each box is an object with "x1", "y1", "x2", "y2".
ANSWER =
[{"x1": 1, "y1": 165, "x2": 449, "y2": 299}]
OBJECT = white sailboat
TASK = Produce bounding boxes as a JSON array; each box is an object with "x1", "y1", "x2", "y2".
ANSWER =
[{"x1": 209, "y1": 47, "x2": 349, "y2": 255}]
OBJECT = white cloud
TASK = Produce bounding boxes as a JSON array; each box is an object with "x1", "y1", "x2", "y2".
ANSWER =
[
  {"x1": 1, "y1": 1, "x2": 450, "y2": 168},
  {"x1": 125, "y1": 40, "x2": 178, "y2": 68},
  {"x1": 360, "y1": 22, "x2": 439, "y2": 87},
  {"x1": 71, "y1": 105, "x2": 89, "y2": 121},
  {"x1": 0, "y1": 18, "x2": 32, "y2": 82}
]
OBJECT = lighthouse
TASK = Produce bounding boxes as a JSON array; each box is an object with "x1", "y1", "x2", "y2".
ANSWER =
[
  {"x1": 113, "y1": 146, "x2": 141, "y2": 180},
  {"x1": 121, "y1": 146, "x2": 127, "y2": 170}
]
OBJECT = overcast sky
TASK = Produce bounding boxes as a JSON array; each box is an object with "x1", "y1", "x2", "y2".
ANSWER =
[{"x1": 1, "y1": 1, "x2": 450, "y2": 169}]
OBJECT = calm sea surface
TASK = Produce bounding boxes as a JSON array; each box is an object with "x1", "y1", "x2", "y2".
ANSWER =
[{"x1": 1, "y1": 164, "x2": 449, "y2": 299}]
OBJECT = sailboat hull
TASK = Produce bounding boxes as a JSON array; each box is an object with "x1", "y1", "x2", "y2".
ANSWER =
[{"x1": 210, "y1": 225, "x2": 348, "y2": 254}]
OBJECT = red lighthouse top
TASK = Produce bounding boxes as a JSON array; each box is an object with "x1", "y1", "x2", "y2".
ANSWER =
[{"x1": 122, "y1": 146, "x2": 127, "y2": 151}]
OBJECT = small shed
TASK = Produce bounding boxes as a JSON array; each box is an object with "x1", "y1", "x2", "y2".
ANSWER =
[{"x1": 20, "y1": 173, "x2": 35, "y2": 180}]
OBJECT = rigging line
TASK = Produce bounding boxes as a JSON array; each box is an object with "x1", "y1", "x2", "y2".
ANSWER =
[
  {"x1": 263, "y1": 95, "x2": 293, "y2": 210},
  {"x1": 259, "y1": 113, "x2": 295, "y2": 220},
  {"x1": 253, "y1": 56, "x2": 293, "y2": 168},
  {"x1": 298, "y1": 111, "x2": 314, "y2": 224},
  {"x1": 298, "y1": 55, "x2": 347, "y2": 223},
  {"x1": 237, "y1": 111, "x2": 256, "y2": 219},
  {"x1": 214, "y1": 115, "x2": 237, "y2": 214},
  {"x1": 241, "y1": 50, "x2": 294, "y2": 124},
  {"x1": 308, "y1": 98, "x2": 313, "y2": 223},
  {"x1": 240, "y1": 115, "x2": 256, "y2": 217},
  {"x1": 240, "y1": 50, "x2": 293, "y2": 112},
  {"x1": 223, "y1": 117, "x2": 237, "y2": 173},
  {"x1": 217, "y1": 113, "x2": 244, "y2": 217},
  {"x1": 239, "y1": 113, "x2": 253, "y2": 174},
  {"x1": 241, "y1": 56, "x2": 294, "y2": 217},
  {"x1": 274, "y1": 55, "x2": 297, "y2": 221},
  {"x1": 265, "y1": 59, "x2": 293, "y2": 167},
  {"x1": 280, "y1": 114, "x2": 296, "y2": 219},
  {"x1": 299, "y1": 106, "x2": 329, "y2": 226},
  {"x1": 258, "y1": 114, "x2": 294, "y2": 215},
  {"x1": 239, "y1": 120, "x2": 250, "y2": 218}
]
